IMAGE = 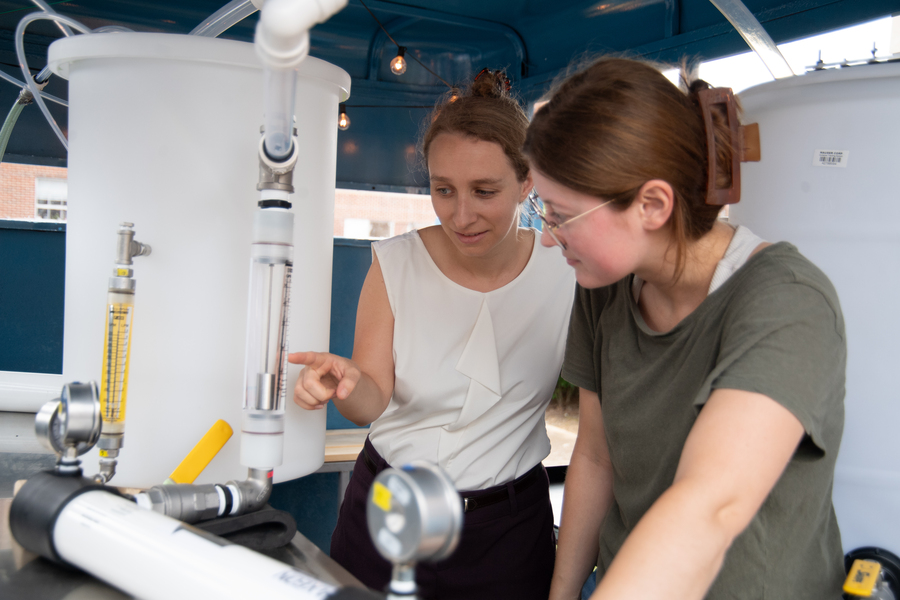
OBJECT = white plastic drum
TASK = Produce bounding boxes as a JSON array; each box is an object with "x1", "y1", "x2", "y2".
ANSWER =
[
  {"x1": 732, "y1": 62, "x2": 900, "y2": 555},
  {"x1": 47, "y1": 33, "x2": 350, "y2": 487}
]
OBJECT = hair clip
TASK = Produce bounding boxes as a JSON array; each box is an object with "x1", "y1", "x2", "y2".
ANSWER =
[
  {"x1": 697, "y1": 87, "x2": 761, "y2": 206},
  {"x1": 474, "y1": 67, "x2": 511, "y2": 92}
]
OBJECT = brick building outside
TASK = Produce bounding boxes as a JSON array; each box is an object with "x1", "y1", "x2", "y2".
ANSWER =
[{"x1": 0, "y1": 163, "x2": 437, "y2": 237}]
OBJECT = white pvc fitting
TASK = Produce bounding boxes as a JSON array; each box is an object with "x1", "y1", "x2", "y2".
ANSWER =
[
  {"x1": 255, "y1": 0, "x2": 348, "y2": 159},
  {"x1": 254, "y1": 0, "x2": 348, "y2": 69},
  {"x1": 252, "y1": 207, "x2": 294, "y2": 245},
  {"x1": 241, "y1": 413, "x2": 285, "y2": 469}
]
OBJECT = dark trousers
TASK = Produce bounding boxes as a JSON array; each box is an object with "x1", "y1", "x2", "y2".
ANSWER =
[{"x1": 330, "y1": 438, "x2": 555, "y2": 600}]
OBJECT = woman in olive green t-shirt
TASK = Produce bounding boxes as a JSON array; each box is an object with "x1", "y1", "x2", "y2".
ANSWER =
[{"x1": 522, "y1": 57, "x2": 846, "y2": 600}]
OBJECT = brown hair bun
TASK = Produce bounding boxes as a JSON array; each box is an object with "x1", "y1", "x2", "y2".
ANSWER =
[
  {"x1": 471, "y1": 68, "x2": 511, "y2": 99},
  {"x1": 421, "y1": 68, "x2": 529, "y2": 182}
]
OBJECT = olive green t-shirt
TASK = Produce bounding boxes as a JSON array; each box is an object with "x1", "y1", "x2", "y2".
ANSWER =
[{"x1": 562, "y1": 242, "x2": 846, "y2": 599}]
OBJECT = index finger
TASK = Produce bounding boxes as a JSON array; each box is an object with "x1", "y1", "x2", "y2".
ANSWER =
[{"x1": 287, "y1": 351, "x2": 317, "y2": 365}]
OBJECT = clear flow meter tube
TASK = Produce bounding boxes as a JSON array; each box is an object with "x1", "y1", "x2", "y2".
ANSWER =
[
  {"x1": 241, "y1": 207, "x2": 294, "y2": 470},
  {"x1": 97, "y1": 223, "x2": 149, "y2": 483},
  {"x1": 101, "y1": 289, "x2": 133, "y2": 437}
]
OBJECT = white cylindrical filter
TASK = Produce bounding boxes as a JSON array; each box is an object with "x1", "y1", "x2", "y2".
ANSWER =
[
  {"x1": 54, "y1": 490, "x2": 338, "y2": 600},
  {"x1": 731, "y1": 62, "x2": 900, "y2": 555},
  {"x1": 48, "y1": 33, "x2": 350, "y2": 487}
]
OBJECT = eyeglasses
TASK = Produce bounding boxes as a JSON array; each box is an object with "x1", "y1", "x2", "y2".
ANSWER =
[{"x1": 526, "y1": 190, "x2": 613, "y2": 250}]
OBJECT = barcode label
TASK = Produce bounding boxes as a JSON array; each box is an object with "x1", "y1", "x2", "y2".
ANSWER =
[{"x1": 813, "y1": 150, "x2": 849, "y2": 168}]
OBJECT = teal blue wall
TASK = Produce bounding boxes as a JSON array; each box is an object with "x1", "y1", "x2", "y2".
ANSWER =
[{"x1": 0, "y1": 221, "x2": 65, "y2": 374}]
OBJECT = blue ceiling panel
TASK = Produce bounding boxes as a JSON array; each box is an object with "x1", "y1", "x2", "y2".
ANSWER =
[
  {"x1": 334, "y1": 104, "x2": 432, "y2": 191},
  {"x1": 0, "y1": 0, "x2": 894, "y2": 186}
]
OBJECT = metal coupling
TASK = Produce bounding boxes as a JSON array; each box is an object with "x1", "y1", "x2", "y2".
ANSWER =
[
  {"x1": 16, "y1": 76, "x2": 48, "y2": 106},
  {"x1": 136, "y1": 483, "x2": 225, "y2": 524},
  {"x1": 257, "y1": 132, "x2": 299, "y2": 193},
  {"x1": 230, "y1": 468, "x2": 273, "y2": 514},
  {"x1": 94, "y1": 454, "x2": 118, "y2": 484},
  {"x1": 115, "y1": 222, "x2": 151, "y2": 267},
  {"x1": 387, "y1": 563, "x2": 418, "y2": 600},
  {"x1": 133, "y1": 469, "x2": 272, "y2": 523}
]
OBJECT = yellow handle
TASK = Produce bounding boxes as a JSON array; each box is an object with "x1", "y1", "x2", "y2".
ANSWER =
[
  {"x1": 844, "y1": 559, "x2": 881, "y2": 597},
  {"x1": 166, "y1": 420, "x2": 233, "y2": 484}
]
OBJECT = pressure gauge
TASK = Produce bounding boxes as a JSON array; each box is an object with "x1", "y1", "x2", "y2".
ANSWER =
[
  {"x1": 366, "y1": 461, "x2": 463, "y2": 565},
  {"x1": 35, "y1": 382, "x2": 101, "y2": 475}
]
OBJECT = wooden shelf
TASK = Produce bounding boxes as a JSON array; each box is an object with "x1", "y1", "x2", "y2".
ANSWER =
[{"x1": 324, "y1": 428, "x2": 368, "y2": 463}]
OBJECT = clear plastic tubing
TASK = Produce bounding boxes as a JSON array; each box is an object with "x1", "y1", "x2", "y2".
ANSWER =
[
  {"x1": 241, "y1": 207, "x2": 294, "y2": 470},
  {"x1": 28, "y1": 0, "x2": 74, "y2": 38},
  {"x1": 708, "y1": 0, "x2": 794, "y2": 79},
  {"x1": 190, "y1": 0, "x2": 258, "y2": 38},
  {"x1": 15, "y1": 12, "x2": 92, "y2": 150},
  {"x1": 0, "y1": 68, "x2": 68, "y2": 107},
  {"x1": 262, "y1": 67, "x2": 297, "y2": 160}
]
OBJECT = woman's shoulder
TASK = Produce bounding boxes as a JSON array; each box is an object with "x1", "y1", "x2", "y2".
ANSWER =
[
  {"x1": 728, "y1": 242, "x2": 845, "y2": 333},
  {"x1": 741, "y1": 242, "x2": 839, "y2": 299},
  {"x1": 372, "y1": 229, "x2": 428, "y2": 264},
  {"x1": 373, "y1": 228, "x2": 422, "y2": 252}
]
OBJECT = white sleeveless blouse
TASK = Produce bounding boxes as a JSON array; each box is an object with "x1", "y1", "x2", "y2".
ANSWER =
[{"x1": 367, "y1": 229, "x2": 575, "y2": 490}]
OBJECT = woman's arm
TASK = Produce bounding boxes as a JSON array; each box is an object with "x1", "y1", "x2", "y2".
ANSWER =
[
  {"x1": 549, "y1": 388, "x2": 616, "y2": 600},
  {"x1": 289, "y1": 253, "x2": 395, "y2": 426},
  {"x1": 590, "y1": 388, "x2": 805, "y2": 600}
]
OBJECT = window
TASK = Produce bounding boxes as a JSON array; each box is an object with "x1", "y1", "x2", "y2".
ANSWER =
[
  {"x1": 343, "y1": 218, "x2": 394, "y2": 239},
  {"x1": 335, "y1": 188, "x2": 437, "y2": 239},
  {"x1": 35, "y1": 178, "x2": 67, "y2": 222}
]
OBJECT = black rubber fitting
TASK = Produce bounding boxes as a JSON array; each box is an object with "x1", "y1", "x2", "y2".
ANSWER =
[
  {"x1": 258, "y1": 199, "x2": 292, "y2": 209},
  {"x1": 9, "y1": 470, "x2": 117, "y2": 565}
]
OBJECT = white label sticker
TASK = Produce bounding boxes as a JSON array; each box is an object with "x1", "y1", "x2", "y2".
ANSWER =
[
  {"x1": 377, "y1": 527, "x2": 403, "y2": 557},
  {"x1": 813, "y1": 150, "x2": 849, "y2": 168},
  {"x1": 387, "y1": 474, "x2": 412, "y2": 506}
]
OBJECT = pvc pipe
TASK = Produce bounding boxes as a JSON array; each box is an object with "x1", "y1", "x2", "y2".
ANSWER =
[
  {"x1": 255, "y1": 0, "x2": 348, "y2": 160},
  {"x1": 262, "y1": 67, "x2": 298, "y2": 160},
  {"x1": 53, "y1": 491, "x2": 344, "y2": 600},
  {"x1": 191, "y1": 0, "x2": 258, "y2": 38}
]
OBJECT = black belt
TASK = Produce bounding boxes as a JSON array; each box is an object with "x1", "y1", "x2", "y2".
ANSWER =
[{"x1": 362, "y1": 446, "x2": 542, "y2": 513}]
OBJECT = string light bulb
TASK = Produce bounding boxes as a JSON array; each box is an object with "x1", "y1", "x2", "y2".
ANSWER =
[
  {"x1": 390, "y1": 46, "x2": 407, "y2": 75},
  {"x1": 338, "y1": 103, "x2": 350, "y2": 131}
]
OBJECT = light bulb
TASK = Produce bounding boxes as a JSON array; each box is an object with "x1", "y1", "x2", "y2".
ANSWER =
[
  {"x1": 338, "y1": 103, "x2": 350, "y2": 131},
  {"x1": 390, "y1": 47, "x2": 407, "y2": 75}
]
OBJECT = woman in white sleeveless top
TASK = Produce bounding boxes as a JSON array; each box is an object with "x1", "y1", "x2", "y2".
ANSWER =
[{"x1": 288, "y1": 70, "x2": 575, "y2": 599}]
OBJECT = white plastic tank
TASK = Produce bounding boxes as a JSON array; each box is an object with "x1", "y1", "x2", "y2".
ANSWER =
[
  {"x1": 47, "y1": 33, "x2": 350, "y2": 488},
  {"x1": 731, "y1": 62, "x2": 900, "y2": 555}
]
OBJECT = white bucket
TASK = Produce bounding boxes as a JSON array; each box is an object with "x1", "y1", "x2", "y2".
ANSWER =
[
  {"x1": 732, "y1": 62, "x2": 900, "y2": 555},
  {"x1": 48, "y1": 32, "x2": 350, "y2": 488}
]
